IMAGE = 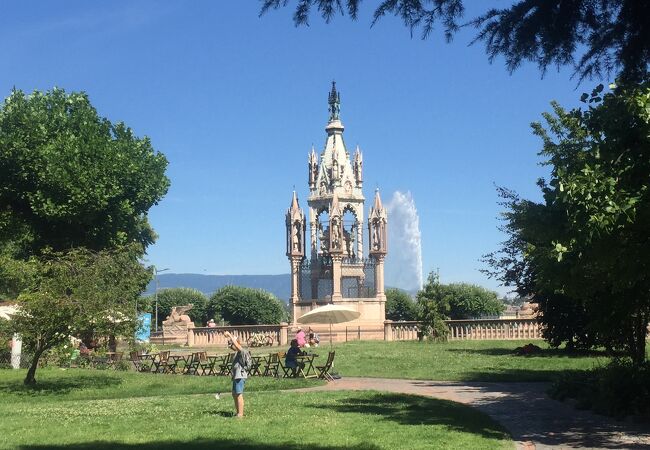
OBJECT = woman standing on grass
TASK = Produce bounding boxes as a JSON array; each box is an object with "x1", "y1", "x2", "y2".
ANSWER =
[{"x1": 223, "y1": 331, "x2": 247, "y2": 418}]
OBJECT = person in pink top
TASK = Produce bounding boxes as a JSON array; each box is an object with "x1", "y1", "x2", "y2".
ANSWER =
[{"x1": 295, "y1": 327, "x2": 307, "y2": 347}]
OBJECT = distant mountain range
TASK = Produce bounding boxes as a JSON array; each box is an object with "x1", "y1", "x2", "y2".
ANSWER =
[
  {"x1": 144, "y1": 273, "x2": 415, "y2": 303},
  {"x1": 144, "y1": 273, "x2": 291, "y2": 301}
]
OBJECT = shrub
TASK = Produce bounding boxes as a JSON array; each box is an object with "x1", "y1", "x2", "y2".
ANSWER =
[
  {"x1": 385, "y1": 288, "x2": 417, "y2": 321},
  {"x1": 416, "y1": 272, "x2": 449, "y2": 342},
  {"x1": 209, "y1": 285, "x2": 288, "y2": 325},
  {"x1": 442, "y1": 283, "x2": 505, "y2": 319},
  {"x1": 550, "y1": 359, "x2": 650, "y2": 419}
]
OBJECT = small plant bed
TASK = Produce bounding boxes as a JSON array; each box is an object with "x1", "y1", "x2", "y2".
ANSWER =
[
  {"x1": 0, "y1": 369, "x2": 511, "y2": 449},
  {"x1": 331, "y1": 340, "x2": 617, "y2": 382},
  {"x1": 550, "y1": 359, "x2": 650, "y2": 420}
]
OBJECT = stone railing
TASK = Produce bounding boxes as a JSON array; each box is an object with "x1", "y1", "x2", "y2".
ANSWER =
[
  {"x1": 385, "y1": 318, "x2": 542, "y2": 341},
  {"x1": 189, "y1": 323, "x2": 289, "y2": 348}
]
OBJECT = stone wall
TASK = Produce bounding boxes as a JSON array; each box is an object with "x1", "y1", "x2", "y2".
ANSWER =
[
  {"x1": 384, "y1": 318, "x2": 542, "y2": 341},
  {"x1": 155, "y1": 318, "x2": 543, "y2": 347}
]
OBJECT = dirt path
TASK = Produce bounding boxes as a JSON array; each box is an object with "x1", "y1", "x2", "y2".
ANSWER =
[{"x1": 301, "y1": 377, "x2": 650, "y2": 449}]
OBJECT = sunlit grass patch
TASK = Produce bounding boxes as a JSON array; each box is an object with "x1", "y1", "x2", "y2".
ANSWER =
[{"x1": 0, "y1": 385, "x2": 512, "y2": 449}]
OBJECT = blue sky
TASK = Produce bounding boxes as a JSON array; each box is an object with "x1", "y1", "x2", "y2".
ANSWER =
[{"x1": 2, "y1": 2, "x2": 609, "y2": 296}]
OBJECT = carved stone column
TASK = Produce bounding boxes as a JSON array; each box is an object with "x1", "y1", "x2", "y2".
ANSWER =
[
  {"x1": 331, "y1": 254, "x2": 343, "y2": 302},
  {"x1": 356, "y1": 220, "x2": 363, "y2": 259},
  {"x1": 290, "y1": 257, "x2": 301, "y2": 304},
  {"x1": 374, "y1": 254, "x2": 386, "y2": 301}
]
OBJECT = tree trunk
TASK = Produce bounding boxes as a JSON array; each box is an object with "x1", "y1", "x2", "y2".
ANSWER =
[
  {"x1": 23, "y1": 348, "x2": 44, "y2": 386},
  {"x1": 631, "y1": 313, "x2": 647, "y2": 366}
]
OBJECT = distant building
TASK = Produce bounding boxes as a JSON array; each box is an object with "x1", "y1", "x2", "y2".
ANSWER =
[{"x1": 500, "y1": 301, "x2": 539, "y2": 319}]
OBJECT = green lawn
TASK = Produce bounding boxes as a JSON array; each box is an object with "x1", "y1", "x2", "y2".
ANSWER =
[
  {"x1": 0, "y1": 339, "x2": 616, "y2": 448},
  {"x1": 329, "y1": 339, "x2": 613, "y2": 381},
  {"x1": 0, "y1": 368, "x2": 319, "y2": 402},
  {"x1": 0, "y1": 369, "x2": 511, "y2": 450}
]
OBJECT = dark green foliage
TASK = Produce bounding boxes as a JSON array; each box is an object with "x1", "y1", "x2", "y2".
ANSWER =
[
  {"x1": 484, "y1": 82, "x2": 650, "y2": 365},
  {"x1": 385, "y1": 288, "x2": 417, "y2": 321},
  {"x1": 142, "y1": 288, "x2": 209, "y2": 327},
  {"x1": 0, "y1": 250, "x2": 38, "y2": 301},
  {"x1": 11, "y1": 245, "x2": 151, "y2": 384},
  {"x1": 0, "y1": 88, "x2": 169, "y2": 258},
  {"x1": 209, "y1": 285, "x2": 288, "y2": 325},
  {"x1": 260, "y1": 0, "x2": 649, "y2": 82},
  {"x1": 550, "y1": 359, "x2": 650, "y2": 419},
  {"x1": 440, "y1": 283, "x2": 504, "y2": 319},
  {"x1": 536, "y1": 293, "x2": 595, "y2": 351},
  {"x1": 416, "y1": 272, "x2": 449, "y2": 342}
]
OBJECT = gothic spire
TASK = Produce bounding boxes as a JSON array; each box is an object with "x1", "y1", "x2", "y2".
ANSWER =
[{"x1": 328, "y1": 81, "x2": 341, "y2": 122}]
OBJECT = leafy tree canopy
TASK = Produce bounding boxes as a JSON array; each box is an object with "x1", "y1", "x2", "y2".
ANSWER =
[
  {"x1": 441, "y1": 283, "x2": 504, "y2": 320},
  {"x1": 10, "y1": 245, "x2": 151, "y2": 385},
  {"x1": 260, "y1": 0, "x2": 649, "y2": 82},
  {"x1": 0, "y1": 88, "x2": 169, "y2": 258},
  {"x1": 209, "y1": 285, "x2": 288, "y2": 325},
  {"x1": 142, "y1": 287, "x2": 210, "y2": 327},
  {"x1": 385, "y1": 288, "x2": 417, "y2": 321},
  {"x1": 485, "y1": 81, "x2": 650, "y2": 364}
]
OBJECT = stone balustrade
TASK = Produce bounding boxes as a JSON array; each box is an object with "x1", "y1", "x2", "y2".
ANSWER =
[
  {"x1": 385, "y1": 318, "x2": 542, "y2": 341},
  {"x1": 161, "y1": 319, "x2": 541, "y2": 346},
  {"x1": 188, "y1": 323, "x2": 289, "y2": 347}
]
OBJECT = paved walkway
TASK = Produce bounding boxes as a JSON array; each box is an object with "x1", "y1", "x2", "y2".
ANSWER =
[{"x1": 302, "y1": 377, "x2": 650, "y2": 450}]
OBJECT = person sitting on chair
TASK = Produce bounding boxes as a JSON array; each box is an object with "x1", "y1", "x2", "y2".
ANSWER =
[
  {"x1": 284, "y1": 339, "x2": 304, "y2": 377},
  {"x1": 308, "y1": 327, "x2": 320, "y2": 347},
  {"x1": 295, "y1": 327, "x2": 307, "y2": 347}
]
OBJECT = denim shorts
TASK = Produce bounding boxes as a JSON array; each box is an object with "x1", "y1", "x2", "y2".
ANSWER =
[{"x1": 232, "y1": 378, "x2": 245, "y2": 394}]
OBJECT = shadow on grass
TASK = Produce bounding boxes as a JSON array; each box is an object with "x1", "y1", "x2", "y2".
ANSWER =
[
  {"x1": 445, "y1": 347, "x2": 609, "y2": 358},
  {"x1": 19, "y1": 440, "x2": 380, "y2": 450},
  {"x1": 313, "y1": 392, "x2": 508, "y2": 441},
  {"x1": 453, "y1": 367, "x2": 591, "y2": 382},
  {"x1": 0, "y1": 373, "x2": 123, "y2": 396}
]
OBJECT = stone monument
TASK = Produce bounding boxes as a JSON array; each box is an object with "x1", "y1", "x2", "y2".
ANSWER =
[
  {"x1": 162, "y1": 305, "x2": 195, "y2": 344},
  {"x1": 286, "y1": 82, "x2": 388, "y2": 331}
]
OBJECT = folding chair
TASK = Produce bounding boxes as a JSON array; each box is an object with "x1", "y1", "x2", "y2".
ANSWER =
[
  {"x1": 107, "y1": 352, "x2": 123, "y2": 369},
  {"x1": 249, "y1": 355, "x2": 263, "y2": 376},
  {"x1": 316, "y1": 351, "x2": 335, "y2": 381},
  {"x1": 152, "y1": 351, "x2": 171, "y2": 373},
  {"x1": 262, "y1": 352, "x2": 281, "y2": 377},
  {"x1": 217, "y1": 353, "x2": 234, "y2": 376},
  {"x1": 129, "y1": 351, "x2": 145, "y2": 372},
  {"x1": 198, "y1": 352, "x2": 215, "y2": 376},
  {"x1": 184, "y1": 352, "x2": 202, "y2": 375}
]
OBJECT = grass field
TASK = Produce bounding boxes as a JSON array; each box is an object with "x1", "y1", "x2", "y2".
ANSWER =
[
  {"x1": 167, "y1": 339, "x2": 613, "y2": 382},
  {"x1": 330, "y1": 339, "x2": 613, "y2": 381},
  {"x1": 0, "y1": 369, "x2": 511, "y2": 449},
  {"x1": 0, "y1": 339, "x2": 621, "y2": 449}
]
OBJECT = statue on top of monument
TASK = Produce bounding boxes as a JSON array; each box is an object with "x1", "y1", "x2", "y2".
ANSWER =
[
  {"x1": 331, "y1": 217, "x2": 342, "y2": 250},
  {"x1": 318, "y1": 222, "x2": 329, "y2": 253},
  {"x1": 372, "y1": 220, "x2": 381, "y2": 251},
  {"x1": 292, "y1": 221, "x2": 301, "y2": 252}
]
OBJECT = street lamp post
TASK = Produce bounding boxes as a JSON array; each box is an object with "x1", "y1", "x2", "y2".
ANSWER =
[{"x1": 154, "y1": 267, "x2": 169, "y2": 333}]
